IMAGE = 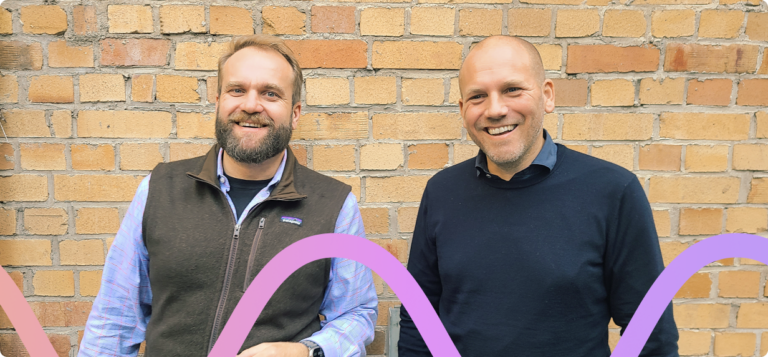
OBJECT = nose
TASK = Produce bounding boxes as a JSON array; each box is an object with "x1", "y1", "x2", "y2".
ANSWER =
[
  {"x1": 486, "y1": 92, "x2": 508, "y2": 120},
  {"x1": 241, "y1": 90, "x2": 264, "y2": 114}
]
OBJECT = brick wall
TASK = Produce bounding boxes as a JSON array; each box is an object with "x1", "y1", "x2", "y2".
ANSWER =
[{"x1": 0, "y1": 0, "x2": 767, "y2": 355}]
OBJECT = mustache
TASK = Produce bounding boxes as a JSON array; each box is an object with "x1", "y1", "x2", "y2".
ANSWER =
[{"x1": 227, "y1": 112, "x2": 273, "y2": 127}]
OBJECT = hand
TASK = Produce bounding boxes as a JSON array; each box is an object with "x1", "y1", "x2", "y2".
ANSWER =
[{"x1": 237, "y1": 342, "x2": 309, "y2": 357}]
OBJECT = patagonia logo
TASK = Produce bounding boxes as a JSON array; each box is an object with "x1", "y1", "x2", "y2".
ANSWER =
[{"x1": 281, "y1": 216, "x2": 303, "y2": 226}]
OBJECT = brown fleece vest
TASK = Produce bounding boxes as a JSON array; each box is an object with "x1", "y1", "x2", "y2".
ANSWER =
[{"x1": 142, "y1": 146, "x2": 351, "y2": 356}]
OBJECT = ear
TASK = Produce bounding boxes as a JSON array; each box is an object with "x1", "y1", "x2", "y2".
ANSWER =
[
  {"x1": 458, "y1": 98, "x2": 467, "y2": 129},
  {"x1": 542, "y1": 79, "x2": 555, "y2": 113},
  {"x1": 291, "y1": 102, "x2": 301, "y2": 130}
]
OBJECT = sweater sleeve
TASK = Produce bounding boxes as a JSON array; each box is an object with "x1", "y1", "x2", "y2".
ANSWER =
[
  {"x1": 398, "y1": 187, "x2": 440, "y2": 357},
  {"x1": 605, "y1": 177, "x2": 679, "y2": 356}
]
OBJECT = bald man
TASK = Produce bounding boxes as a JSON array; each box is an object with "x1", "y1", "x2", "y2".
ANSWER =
[{"x1": 398, "y1": 36, "x2": 678, "y2": 356}]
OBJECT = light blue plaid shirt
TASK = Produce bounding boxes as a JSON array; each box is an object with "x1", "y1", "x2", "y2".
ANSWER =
[{"x1": 79, "y1": 149, "x2": 377, "y2": 357}]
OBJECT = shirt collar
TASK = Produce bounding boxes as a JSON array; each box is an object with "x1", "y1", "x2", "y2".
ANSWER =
[
  {"x1": 216, "y1": 148, "x2": 287, "y2": 194},
  {"x1": 475, "y1": 129, "x2": 557, "y2": 177}
]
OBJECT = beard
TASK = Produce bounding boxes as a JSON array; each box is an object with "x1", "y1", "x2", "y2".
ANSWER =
[
  {"x1": 215, "y1": 110, "x2": 293, "y2": 165},
  {"x1": 467, "y1": 112, "x2": 544, "y2": 171}
]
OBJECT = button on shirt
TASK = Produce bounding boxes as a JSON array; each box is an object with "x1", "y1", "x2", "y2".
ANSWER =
[{"x1": 79, "y1": 149, "x2": 378, "y2": 357}]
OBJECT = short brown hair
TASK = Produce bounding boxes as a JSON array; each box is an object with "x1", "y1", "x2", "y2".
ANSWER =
[{"x1": 217, "y1": 34, "x2": 303, "y2": 106}]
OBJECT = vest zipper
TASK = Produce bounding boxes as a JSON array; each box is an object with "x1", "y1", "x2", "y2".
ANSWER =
[
  {"x1": 208, "y1": 223, "x2": 240, "y2": 353},
  {"x1": 244, "y1": 217, "x2": 266, "y2": 292}
]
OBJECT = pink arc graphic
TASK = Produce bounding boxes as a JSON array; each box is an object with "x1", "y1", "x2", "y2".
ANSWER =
[{"x1": 1, "y1": 233, "x2": 767, "y2": 357}]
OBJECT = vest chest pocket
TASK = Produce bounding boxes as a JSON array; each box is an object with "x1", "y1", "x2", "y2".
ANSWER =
[{"x1": 244, "y1": 217, "x2": 266, "y2": 292}]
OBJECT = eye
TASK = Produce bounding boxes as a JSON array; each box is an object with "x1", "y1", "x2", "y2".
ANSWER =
[
  {"x1": 230, "y1": 88, "x2": 244, "y2": 94},
  {"x1": 469, "y1": 94, "x2": 485, "y2": 101},
  {"x1": 265, "y1": 91, "x2": 278, "y2": 98},
  {"x1": 505, "y1": 87, "x2": 521, "y2": 93}
]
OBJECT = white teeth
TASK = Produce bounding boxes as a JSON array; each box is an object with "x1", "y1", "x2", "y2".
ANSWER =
[
  {"x1": 488, "y1": 125, "x2": 517, "y2": 135},
  {"x1": 239, "y1": 123, "x2": 264, "y2": 128}
]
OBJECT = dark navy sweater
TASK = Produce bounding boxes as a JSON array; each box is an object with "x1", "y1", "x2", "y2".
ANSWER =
[{"x1": 398, "y1": 144, "x2": 679, "y2": 356}]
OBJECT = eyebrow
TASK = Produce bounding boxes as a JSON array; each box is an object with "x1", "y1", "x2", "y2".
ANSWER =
[{"x1": 464, "y1": 79, "x2": 527, "y2": 97}]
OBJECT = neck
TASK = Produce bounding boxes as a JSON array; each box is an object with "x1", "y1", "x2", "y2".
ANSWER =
[
  {"x1": 487, "y1": 134, "x2": 545, "y2": 181},
  {"x1": 222, "y1": 150, "x2": 285, "y2": 181}
]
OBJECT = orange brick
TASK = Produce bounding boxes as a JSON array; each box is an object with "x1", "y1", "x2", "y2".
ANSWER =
[
  {"x1": 306, "y1": 78, "x2": 350, "y2": 106},
  {"x1": 1, "y1": 109, "x2": 49, "y2": 138},
  {"x1": 408, "y1": 144, "x2": 448, "y2": 169},
  {"x1": 48, "y1": 41, "x2": 94, "y2": 68},
  {"x1": 675, "y1": 272, "x2": 711, "y2": 298},
  {"x1": 714, "y1": 332, "x2": 756, "y2": 356},
  {"x1": 156, "y1": 75, "x2": 199, "y2": 103},
  {"x1": 313, "y1": 145, "x2": 355, "y2": 171},
  {"x1": 566, "y1": 45, "x2": 659, "y2": 73},
  {"x1": 28, "y1": 301, "x2": 91, "y2": 327},
  {"x1": 361, "y1": 144, "x2": 403, "y2": 170},
  {"x1": 402, "y1": 78, "x2": 443, "y2": 106},
  {"x1": 720, "y1": 0, "x2": 760, "y2": 4},
  {"x1": 332, "y1": 176, "x2": 361, "y2": 201},
  {"x1": 652, "y1": 10, "x2": 695, "y2": 38},
  {"x1": 603, "y1": 10, "x2": 646, "y2": 38},
  {"x1": 175, "y1": 41, "x2": 228, "y2": 69},
  {"x1": 0, "y1": 175, "x2": 49, "y2": 201},
  {"x1": 635, "y1": 0, "x2": 708, "y2": 4},
  {"x1": 736, "y1": 79, "x2": 768, "y2": 106},
  {"x1": 737, "y1": 303, "x2": 768, "y2": 328},
  {"x1": 552, "y1": 79, "x2": 587, "y2": 107},
  {"x1": 759, "y1": 111, "x2": 768, "y2": 138},
  {"x1": 366, "y1": 176, "x2": 431, "y2": 203},
  {"x1": 679, "y1": 331, "x2": 711, "y2": 356},
  {"x1": 355, "y1": 77, "x2": 396, "y2": 105},
  {"x1": 674, "y1": 304, "x2": 730, "y2": 328},
  {"x1": 209, "y1": 6, "x2": 252, "y2": 35},
  {"x1": 760, "y1": 59, "x2": 768, "y2": 75},
  {"x1": 101, "y1": 39, "x2": 171, "y2": 67},
  {"x1": 372, "y1": 113, "x2": 462, "y2": 140},
  {"x1": 33, "y1": 271, "x2": 74, "y2": 296},
  {"x1": 9, "y1": 271, "x2": 23, "y2": 291},
  {"x1": 367, "y1": 330, "x2": 386, "y2": 355},
  {"x1": 207, "y1": 76, "x2": 218, "y2": 104},
  {"x1": 0, "y1": 240, "x2": 52, "y2": 266},
  {"x1": 591, "y1": 145, "x2": 633, "y2": 171},
  {"x1": 454, "y1": 143, "x2": 479, "y2": 163},
  {"x1": 591, "y1": 79, "x2": 635, "y2": 107},
  {"x1": 54, "y1": 175, "x2": 144, "y2": 202},
  {"x1": 0, "y1": 143, "x2": 13, "y2": 170},
  {"x1": 51, "y1": 110, "x2": 72, "y2": 138},
  {"x1": 170, "y1": 143, "x2": 211, "y2": 162},
  {"x1": 80, "y1": 270, "x2": 103, "y2": 296},
  {"x1": 509, "y1": 8, "x2": 551, "y2": 37},
  {"x1": 719, "y1": 271, "x2": 760, "y2": 298},
  {"x1": 71, "y1": 145, "x2": 115, "y2": 171},
  {"x1": 369, "y1": 239, "x2": 409, "y2": 263},
  {"x1": 726, "y1": 207, "x2": 767, "y2": 233},
  {"x1": 372, "y1": 41, "x2": 462, "y2": 69},
  {"x1": 362, "y1": 8, "x2": 405, "y2": 36},
  {"x1": 74, "y1": 6, "x2": 98, "y2": 35},
  {"x1": 20, "y1": 143, "x2": 65, "y2": 171},
  {"x1": 556, "y1": 10, "x2": 599, "y2": 38},
  {"x1": 178, "y1": 112, "x2": 215, "y2": 139},
  {"x1": 312, "y1": 6, "x2": 355, "y2": 34},
  {"x1": 459, "y1": 8, "x2": 502, "y2": 36},
  {"x1": 734, "y1": 144, "x2": 768, "y2": 171},
  {"x1": 0, "y1": 8, "x2": 11, "y2": 34},
  {"x1": 361, "y1": 208, "x2": 389, "y2": 235},
  {"x1": 290, "y1": 144, "x2": 308, "y2": 166},
  {"x1": 80, "y1": 74, "x2": 126, "y2": 102},
  {"x1": 24, "y1": 208, "x2": 67, "y2": 235},
  {"x1": 748, "y1": 178, "x2": 768, "y2": 203},
  {"x1": 0, "y1": 208, "x2": 14, "y2": 235},
  {"x1": 78, "y1": 110, "x2": 172, "y2": 138},
  {"x1": 108, "y1": 5, "x2": 153, "y2": 33},
  {"x1": 746, "y1": 13, "x2": 768, "y2": 41},
  {"x1": 699, "y1": 10, "x2": 744, "y2": 39},
  {"x1": 398, "y1": 206, "x2": 418, "y2": 233},
  {"x1": 132, "y1": 75, "x2": 154, "y2": 102},
  {"x1": 562, "y1": 114, "x2": 653, "y2": 141},
  {"x1": 262, "y1": 6, "x2": 305, "y2": 35},
  {"x1": 639, "y1": 145, "x2": 680, "y2": 171},
  {"x1": 375, "y1": 300, "x2": 401, "y2": 326},
  {"x1": 687, "y1": 79, "x2": 732, "y2": 106},
  {"x1": 679, "y1": 208, "x2": 722, "y2": 235},
  {"x1": 653, "y1": 210, "x2": 671, "y2": 238},
  {"x1": 410, "y1": 7, "x2": 454, "y2": 36},
  {"x1": 0, "y1": 74, "x2": 18, "y2": 103},
  {"x1": 660, "y1": 113, "x2": 749, "y2": 140},
  {"x1": 0, "y1": 41, "x2": 43, "y2": 70},
  {"x1": 293, "y1": 112, "x2": 368, "y2": 140},
  {"x1": 763, "y1": 333, "x2": 768, "y2": 356},
  {"x1": 664, "y1": 43, "x2": 759, "y2": 73},
  {"x1": 534, "y1": 44, "x2": 562, "y2": 71},
  {"x1": 76, "y1": 208, "x2": 119, "y2": 234},
  {"x1": 60, "y1": 239, "x2": 105, "y2": 266},
  {"x1": 21, "y1": 5, "x2": 67, "y2": 35},
  {"x1": 685, "y1": 145, "x2": 728, "y2": 173},
  {"x1": 121, "y1": 143, "x2": 163, "y2": 171},
  {"x1": 449, "y1": 77, "x2": 461, "y2": 104},
  {"x1": 0, "y1": 333, "x2": 71, "y2": 356},
  {"x1": 159, "y1": 5, "x2": 206, "y2": 34},
  {"x1": 286, "y1": 40, "x2": 367, "y2": 69},
  {"x1": 649, "y1": 177, "x2": 740, "y2": 204},
  {"x1": 28, "y1": 76, "x2": 73, "y2": 103}
]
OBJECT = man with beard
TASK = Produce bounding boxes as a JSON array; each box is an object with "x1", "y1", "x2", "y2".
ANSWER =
[
  {"x1": 79, "y1": 35, "x2": 377, "y2": 357},
  {"x1": 398, "y1": 36, "x2": 678, "y2": 356}
]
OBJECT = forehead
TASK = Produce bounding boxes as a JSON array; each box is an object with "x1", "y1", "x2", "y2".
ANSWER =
[
  {"x1": 222, "y1": 47, "x2": 294, "y2": 85},
  {"x1": 459, "y1": 43, "x2": 535, "y2": 88}
]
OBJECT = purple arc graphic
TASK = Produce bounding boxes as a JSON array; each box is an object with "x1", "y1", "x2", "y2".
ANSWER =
[{"x1": 2, "y1": 233, "x2": 768, "y2": 357}]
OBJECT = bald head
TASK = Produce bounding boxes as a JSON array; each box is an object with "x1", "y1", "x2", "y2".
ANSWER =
[{"x1": 459, "y1": 36, "x2": 546, "y2": 95}]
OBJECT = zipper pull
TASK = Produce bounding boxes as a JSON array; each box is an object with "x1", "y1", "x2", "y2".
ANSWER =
[
  {"x1": 259, "y1": 217, "x2": 265, "y2": 229},
  {"x1": 233, "y1": 224, "x2": 241, "y2": 239}
]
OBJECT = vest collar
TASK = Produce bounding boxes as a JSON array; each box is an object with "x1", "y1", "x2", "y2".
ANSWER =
[{"x1": 187, "y1": 144, "x2": 308, "y2": 202}]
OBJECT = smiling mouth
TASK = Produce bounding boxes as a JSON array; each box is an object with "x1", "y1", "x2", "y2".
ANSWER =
[
  {"x1": 235, "y1": 122, "x2": 268, "y2": 129},
  {"x1": 486, "y1": 125, "x2": 517, "y2": 136}
]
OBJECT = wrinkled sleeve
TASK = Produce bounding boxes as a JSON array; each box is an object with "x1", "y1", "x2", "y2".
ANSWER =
[
  {"x1": 78, "y1": 175, "x2": 153, "y2": 357},
  {"x1": 304, "y1": 192, "x2": 378, "y2": 357}
]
